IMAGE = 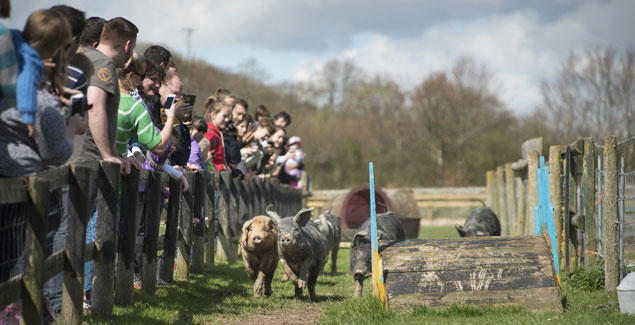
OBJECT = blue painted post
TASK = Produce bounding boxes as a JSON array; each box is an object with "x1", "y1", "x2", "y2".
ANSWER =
[
  {"x1": 535, "y1": 156, "x2": 560, "y2": 281},
  {"x1": 369, "y1": 162, "x2": 386, "y2": 306}
]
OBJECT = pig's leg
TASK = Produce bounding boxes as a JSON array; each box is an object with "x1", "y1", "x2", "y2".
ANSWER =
[
  {"x1": 294, "y1": 285, "x2": 303, "y2": 298},
  {"x1": 280, "y1": 259, "x2": 299, "y2": 284},
  {"x1": 253, "y1": 269, "x2": 265, "y2": 297},
  {"x1": 297, "y1": 260, "x2": 311, "y2": 289},
  {"x1": 307, "y1": 268, "x2": 319, "y2": 302},
  {"x1": 331, "y1": 245, "x2": 339, "y2": 274},
  {"x1": 353, "y1": 278, "x2": 363, "y2": 298}
]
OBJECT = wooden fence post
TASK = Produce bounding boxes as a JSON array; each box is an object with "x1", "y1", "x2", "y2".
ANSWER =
[
  {"x1": 176, "y1": 173, "x2": 195, "y2": 280},
  {"x1": 204, "y1": 173, "x2": 216, "y2": 265},
  {"x1": 92, "y1": 162, "x2": 120, "y2": 316},
  {"x1": 142, "y1": 172, "x2": 162, "y2": 293},
  {"x1": 582, "y1": 138, "x2": 597, "y2": 268},
  {"x1": 21, "y1": 176, "x2": 50, "y2": 324},
  {"x1": 216, "y1": 172, "x2": 236, "y2": 262},
  {"x1": 160, "y1": 177, "x2": 181, "y2": 282},
  {"x1": 496, "y1": 166, "x2": 508, "y2": 236},
  {"x1": 115, "y1": 168, "x2": 139, "y2": 306},
  {"x1": 486, "y1": 171, "x2": 497, "y2": 214},
  {"x1": 516, "y1": 176, "x2": 526, "y2": 236},
  {"x1": 62, "y1": 165, "x2": 91, "y2": 324},
  {"x1": 191, "y1": 172, "x2": 206, "y2": 273},
  {"x1": 504, "y1": 163, "x2": 516, "y2": 236},
  {"x1": 549, "y1": 146, "x2": 564, "y2": 274},
  {"x1": 603, "y1": 135, "x2": 619, "y2": 294},
  {"x1": 228, "y1": 174, "x2": 240, "y2": 239},
  {"x1": 526, "y1": 151, "x2": 539, "y2": 235}
]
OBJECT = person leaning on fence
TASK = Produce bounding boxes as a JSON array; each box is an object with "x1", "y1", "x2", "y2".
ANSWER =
[
  {"x1": 66, "y1": 16, "x2": 139, "y2": 309},
  {"x1": 0, "y1": 9, "x2": 87, "y2": 308},
  {"x1": 204, "y1": 96, "x2": 232, "y2": 171}
]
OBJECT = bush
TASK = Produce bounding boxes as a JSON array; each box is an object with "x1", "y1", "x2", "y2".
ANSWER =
[{"x1": 564, "y1": 261, "x2": 605, "y2": 291}]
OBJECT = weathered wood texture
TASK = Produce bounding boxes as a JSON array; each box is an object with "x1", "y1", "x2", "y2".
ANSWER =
[
  {"x1": 142, "y1": 172, "x2": 163, "y2": 294},
  {"x1": 160, "y1": 177, "x2": 181, "y2": 283},
  {"x1": 91, "y1": 162, "x2": 120, "y2": 317},
  {"x1": 548, "y1": 146, "x2": 564, "y2": 274},
  {"x1": 176, "y1": 173, "x2": 195, "y2": 280},
  {"x1": 504, "y1": 163, "x2": 516, "y2": 236},
  {"x1": 582, "y1": 138, "x2": 597, "y2": 267},
  {"x1": 381, "y1": 236, "x2": 562, "y2": 313},
  {"x1": 204, "y1": 173, "x2": 216, "y2": 265},
  {"x1": 603, "y1": 136, "x2": 619, "y2": 294},
  {"x1": 526, "y1": 151, "x2": 539, "y2": 235},
  {"x1": 191, "y1": 172, "x2": 206, "y2": 273},
  {"x1": 115, "y1": 168, "x2": 139, "y2": 306}
]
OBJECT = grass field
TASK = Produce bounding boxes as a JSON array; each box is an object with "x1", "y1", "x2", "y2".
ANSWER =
[{"x1": 85, "y1": 226, "x2": 635, "y2": 324}]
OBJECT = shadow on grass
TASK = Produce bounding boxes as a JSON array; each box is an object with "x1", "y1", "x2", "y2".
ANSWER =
[{"x1": 85, "y1": 262, "x2": 253, "y2": 324}]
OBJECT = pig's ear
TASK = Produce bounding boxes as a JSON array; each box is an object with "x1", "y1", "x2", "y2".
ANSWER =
[
  {"x1": 266, "y1": 204, "x2": 283, "y2": 224},
  {"x1": 455, "y1": 224, "x2": 466, "y2": 237},
  {"x1": 293, "y1": 207, "x2": 314, "y2": 227},
  {"x1": 476, "y1": 230, "x2": 489, "y2": 236},
  {"x1": 351, "y1": 232, "x2": 366, "y2": 248}
]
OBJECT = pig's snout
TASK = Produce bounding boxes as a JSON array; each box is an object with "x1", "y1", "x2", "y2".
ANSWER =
[
  {"x1": 280, "y1": 234, "x2": 292, "y2": 246},
  {"x1": 252, "y1": 235, "x2": 262, "y2": 244}
]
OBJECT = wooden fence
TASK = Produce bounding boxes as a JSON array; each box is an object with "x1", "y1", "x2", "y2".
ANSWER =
[
  {"x1": 486, "y1": 136, "x2": 625, "y2": 294},
  {"x1": 0, "y1": 161, "x2": 301, "y2": 324}
]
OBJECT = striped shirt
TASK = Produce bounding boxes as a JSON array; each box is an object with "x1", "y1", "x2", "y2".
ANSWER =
[
  {"x1": 115, "y1": 93, "x2": 161, "y2": 154},
  {"x1": 64, "y1": 64, "x2": 88, "y2": 94}
]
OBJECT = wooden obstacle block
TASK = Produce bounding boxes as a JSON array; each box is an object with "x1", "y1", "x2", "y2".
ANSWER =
[{"x1": 380, "y1": 236, "x2": 562, "y2": 313}]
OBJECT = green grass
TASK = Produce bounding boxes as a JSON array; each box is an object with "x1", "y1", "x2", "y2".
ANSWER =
[{"x1": 84, "y1": 227, "x2": 635, "y2": 324}]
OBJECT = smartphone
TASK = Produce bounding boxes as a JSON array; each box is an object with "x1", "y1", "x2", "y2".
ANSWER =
[
  {"x1": 70, "y1": 94, "x2": 85, "y2": 117},
  {"x1": 184, "y1": 94, "x2": 196, "y2": 106},
  {"x1": 163, "y1": 94, "x2": 176, "y2": 108}
]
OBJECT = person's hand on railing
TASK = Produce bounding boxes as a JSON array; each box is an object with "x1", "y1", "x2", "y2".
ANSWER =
[
  {"x1": 179, "y1": 174, "x2": 189, "y2": 192},
  {"x1": 122, "y1": 154, "x2": 142, "y2": 171}
]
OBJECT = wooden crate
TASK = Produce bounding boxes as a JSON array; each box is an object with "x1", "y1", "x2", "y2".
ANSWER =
[{"x1": 380, "y1": 236, "x2": 563, "y2": 313}]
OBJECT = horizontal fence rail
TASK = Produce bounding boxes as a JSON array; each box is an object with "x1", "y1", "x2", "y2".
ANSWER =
[{"x1": 0, "y1": 162, "x2": 301, "y2": 324}]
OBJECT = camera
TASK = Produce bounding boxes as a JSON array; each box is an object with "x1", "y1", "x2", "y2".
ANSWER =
[{"x1": 226, "y1": 120, "x2": 237, "y2": 133}]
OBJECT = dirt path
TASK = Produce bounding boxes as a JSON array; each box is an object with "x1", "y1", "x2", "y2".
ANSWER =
[{"x1": 220, "y1": 305, "x2": 322, "y2": 325}]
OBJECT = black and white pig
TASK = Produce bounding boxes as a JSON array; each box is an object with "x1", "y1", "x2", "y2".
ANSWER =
[
  {"x1": 315, "y1": 211, "x2": 342, "y2": 274},
  {"x1": 266, "y1": 205, "x2": 327, "y2": 301},
  {"x1": 349, "y1": 212, "x2": 406, "y2": 298},
  {"x1": 455, "y1": 207, "x2": 501, "y2": 237}
]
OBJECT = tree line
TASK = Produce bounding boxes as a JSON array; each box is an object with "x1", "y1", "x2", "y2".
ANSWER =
[{"x1": 172, "y1": 47, "x2": 634, "y2": 189}]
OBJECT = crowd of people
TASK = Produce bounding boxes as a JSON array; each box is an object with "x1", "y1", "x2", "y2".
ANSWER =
[{"x1": 0, "y1": 1, "x2": 305, "y2": 320}]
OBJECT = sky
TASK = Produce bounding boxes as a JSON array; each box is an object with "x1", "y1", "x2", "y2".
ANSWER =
[{"x1": 6, "y1": 0, "x2": 634, "y2": 115}]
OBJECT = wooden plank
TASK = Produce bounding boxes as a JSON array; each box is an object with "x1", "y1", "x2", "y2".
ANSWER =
[
  {"x1": 496, "y1": 166, "x2": 507, "y2": 236},
  {"x1": 603, "y1": 135, "x2": 619, "y2": 294},
  {"x1": 204, "y1": 175, "x2": 216, "y2": 265},
  {"x1": 549, "y1": 145, "x2": 564, "y2": 274},
  {"x1": 62, "y1": 164, "x2": 91, "y2": 325},
  {"x1": 115, "y1": 168, "x2": 139, "y2": 306},
  {"x1": 417, "y1": 201, "x2": 484, "y2": 208},
  {"x1": 414, "y1": 194, "x2": 487, "y2": 201},
  {"x1": 516, "y1": 177, "x2": 526, "y2": 236},
  {"x1": 142, "y1": 171, "x2": 162, "y2": 294},
  {"x1": 582, "y1": 138, "x2": 597, "y2": 267},
  {"x1": 176, "y1": 173, "x2": 195, "y2": 280},
  {"x1": 191, "y1": 172, "x2": 206, "y2": 273},
  {"x1": 160, "y1": 177, "x2": 181, "y2": 283},
  {"x1": 526, "y1": 151, "x2": 539, "y2": 235},
  {"x1": 0, "y1": 275, "x2": 22, "y2": 307},
  {"x1": 0, "y1": 177, "x2": 28, "y2": 204},
  {"x1": 43, "y1": 250, "x2": 66, "y2": 281},
  {"x1": 21, "y1": 176, "x2": 50, "y2": 324},
  {"x1": 34, "y1": 166, "x2": 70, "y2": 190},
  {"x1": 379, "y1": 236, "x2": 545, "y2": 250},
  {"x1": 387, "y1": 286, "x2": 562, "y2": 313},
  {"x1": 92, "y1": 161, "x2": 120, "y2": 317},
  {"x1": 486, "y1": 171, "x2": 497, "y2": 215},
  {"x1": 383, "y1": 255, "x2": 553, "y2": 273},
  {"x1": 215, "y1": 172, "x2": 236, "y2": 262},
  {"x1": 505, "y1": 163, "x2": 516, "y2": 236}
]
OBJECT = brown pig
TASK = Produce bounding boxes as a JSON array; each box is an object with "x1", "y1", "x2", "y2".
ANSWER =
[{"x1": 240, "y1": 215, "x2": 279, "y2": 297}]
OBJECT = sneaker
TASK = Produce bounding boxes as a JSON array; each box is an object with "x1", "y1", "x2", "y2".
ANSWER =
[
  {"x1": 82, "y1": 299, "x2": 91, "y2": 310},
  {"x1": 134, "y1": 273, "x2": 142, "y2": 290}
]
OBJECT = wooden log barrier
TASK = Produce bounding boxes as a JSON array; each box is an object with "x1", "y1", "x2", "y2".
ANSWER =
[
  {"x1": 381, "y1": 236, "x2": 563, "y2": 313},
  {"x1": 548, "y1": 146, "x2": 564, "y2": 274},
  {"x1": 582, "y1": 138, "x2": 597, "y2": 268},
  {"x1": 504, "y1": 163, "x2": 516, "y2": 236},
  {"x1": 496, "y1": 166, "x2": 507, "y2": 236},
  {"x1": 216, "y1": 171, "x2": 236, "y2": 262},
  {"x1": 204, "y1": 172, "x2": 216, "y2": 265}
]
